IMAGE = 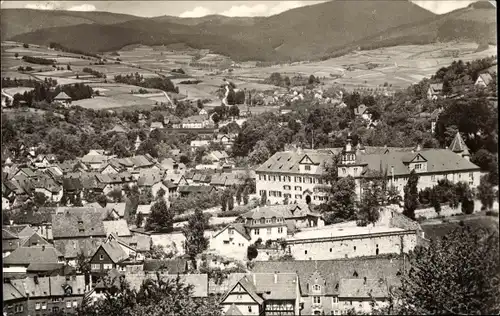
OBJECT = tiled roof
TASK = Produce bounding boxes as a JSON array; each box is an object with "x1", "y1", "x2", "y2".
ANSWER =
[
  {"x1": 106, "y1": 202, "x2": 127, "y2": 217},
  {"x1": 115, "y1": 155, "x2": 154, "y2": 169},
  {"x1": 3, "y1": 228, "x2": 19, "y2": 240},
  {"x1": 136, "y1": 204, "x2": 152, "y2": 215},
  {"x1": 54, "y1": 91, "x2": 71, "y2": 100},
  {"x1": 256, "y1": 150, "x2": 332, "y2": 175},
  {"x1": 52, "y1": 208, "x2": 108, "y2": 238},
  {"x1": 26, "y1": 262, "x2": 65, "y2": 272},
  {"x1": 182, "y1": 115, "x2": 206, "y2": 124},
  {"x1": 10, "y1": 275, "x2": 85, "y2": 298},
  {"x1": 243, "y1": 204, "x2": 320, "y2": 220},
  {"x1": 225, "y1": 304, "x2": 244, "y2": 316},
  {"x1": 151, "y1": 122, "x2": 164, "y2": 129},
  {"x1": 33, "y1": 176, "x2": 62, "y2": 193},
  {"x1": 143, "y1": 259, "x2": 189, "y2": 274},
  {"x1": 117, "y1": 234, "x2": 151, "y2": 252},
  {"x1": 103, "y1": 220, "x2": 131, "y2": 237},
  {"x1": 6, "y1": 225, "x2": 35, "y2": 238},
  {"x1": 213, "y1": 223, "x2": 250, "y2": 240},
  {"x1": 62, "y1": 178, "x2": 83, "y2": 191},
  {"x1": 241, "y1": 207, "x2": 284, "y2": 220},
  {"x1": 101, "y1": 239, "x2": 129, "y2": 263},
  {"x1": 3, "y1": 283, "x2": 25, "y2": 302},
  {"x1": 178, "y1": 185, "x2": 215, "y2": 194},
  {"x1": 357, "y1": 149, "x2": 479, "y2": 177},
  {"x1": 137, "y1": 171, "x2": 163, "y2": 187},
  {"x1": 96, "y1": 172, "x2": 134, "y2": 184},
  {"x1": 338, "y1": 278, "x2": 389, "y2": 299},
  {"x1": 230, "y1": 276, "x2": 264, "y2": 305},
  {"x1": 429, "y1": 83, "x2": 443, "y2": 93},
  {"x1": 81, "y1": 154, "x2": 108, "y2": 164},
  {"x1": 252, "y1": 273, "x2": 297, "y2": 300},
  {"x1": 54, "y1": 238, "x2": 106, "y2": 259},
  {"x1": 4, "y1": 246, "x2": 63, "y2": 266},
  {"x1": 449, "y1": 132, "x2": 470, "y2": 153},
  {"x1": 478, "y1": 73, "x2": 493, "y2": 85},
  {"x1": 252, "y1": 257, "x2": 405, "y2": 295}
]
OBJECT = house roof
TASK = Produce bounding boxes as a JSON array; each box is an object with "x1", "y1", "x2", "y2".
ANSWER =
[
  {"x1": 354, "y1": 149, "x2": 479, "y2": 177},
  {"x1": 252, "y1": 257, "x2": 405, "y2": 295},
  {"x1": 449, "y1": 132, "x2": 470, "y2": 154},
  {"x1": 225, "y1": 304, "x2": 244, "y2": 316},
  {"x1": 114, "y1": 234, "x2": 151, "y2": 252},
  {"x1": 151, "y1": 122, "x2": 164, "y2": 129},
  {"x1": 210, "y1": 150, "x2": 229, "y2": 160},
  {"x1": 100, "y1": 239, "x2": 129, "y2": 263},
  {"x1": 4, "y1": 246, "x2": 63, "y2": 266},
  {"x1": 106, "y1": 202, "x2": 127, "y2": 217},
  {"x1": 54, "y1": 91, "x2": 72, "y2": 100},
  {"x1": 213, "y1": 223, "x2": 250, "y2": 240},
  {"x1": 5, "y1": 225, "x2": 35, "y2": 239},
  {"x1": 255, "y1": 150, "x2": 332, "y2": 175},
  {"x1": 137, "y1": 172, "x2": 163, "y2": 187},
  {"x1": 178, "y1": 185, "x2": 215, "y2": 194},
  {"x1": 103, "y1": 220, "x2": 132, "y2": 237},
  {"x1": 338, "y1": 278, "x2": 389, "y2": 299},
  {"x1": 109, "y1": 124, "x2": 129, "y2": 133},
  {"x1": 3, "y1": 228, "x2": 19, "y2": 240},
  {"x1": 3, "y1": 283, "x2": 25, "y2": 302},
  {"x1": 54, "y1": 238, "x2": 106, "y2": 259},
  {"x1": 429, "y1": 83, "x2": 443, "y2": 93},
  {"x1": 182, "y1": 115, "x2": 206, "y2": 124},
  {"x1": 52, "y1": 208, "x2": 108, "y2": 238},
  {"x1": 33, "y1": 177, "x2": 62, "y2": 193},
  {"x1": 354, "y1": 104, "x2": 368, "y2": 116},
  {"x1": 26, "y1": 262, "x2": 65, "y2": 272},
  {"x1": 115, "y1": 155, "x2": 154, "y2": 169},
  {"x1": 81, "y1": 154, "x2": 108, "y2": 164},
  {"x1": 478, "y1": 73, "x2": 493, "y2": 85},
  {"x1": 143, "y1": 259, "x2": 189, "y2": 274},
  {"x1": 242, "y1": 207, "x2": 285, "y2": 220},
  {"x1": 136, "y1": 204, "x2": 152, "y2": 215},
  {"x1": 10, "y1": 275, "x2": 85, "y2": 298}
]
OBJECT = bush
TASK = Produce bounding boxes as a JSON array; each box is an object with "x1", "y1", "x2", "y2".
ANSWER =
[
  {"x1": 247, "y1": 245, "x2": 258, "y2": 261},
  {"x1": 486, "y1": 210, "x2": 499, "y2": 217},
  {"x1": 216, "y1": 209, "x2": 247, "y2": 217}
]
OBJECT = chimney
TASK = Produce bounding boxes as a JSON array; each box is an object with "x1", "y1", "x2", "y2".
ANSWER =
[{"x1": 274, "y1": 272, "x2": 278, "y2": 284}]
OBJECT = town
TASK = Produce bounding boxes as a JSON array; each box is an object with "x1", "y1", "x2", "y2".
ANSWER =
[{"x1": 1, "y1": 1, "x2": 499, "y2": 316}]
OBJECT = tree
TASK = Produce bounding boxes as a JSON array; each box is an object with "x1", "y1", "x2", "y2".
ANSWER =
[
  {"x1": 14, "y1": 52, "x2": 19, "y2": 59},
  {"x1": 247, "y1": 245, "x2": 258, "y2": 261},
  {"x1": 97, "y1": 194, "x2": 108, "y2": 208},
  {"x1": 458, "y1": 182, "x2": 475, "y2": 214},
  {"x1": 249, "y1": 140, "x2": 270, "y2": 165},
  {"x1": 145, "y1": 199, "x2": 173, "y2": 233},
  {"x1": 76, "y1": 251, "x2": 91, "y2": 286},
  {"x1": 156, "y1": 188, "x2": 166, "y2": 200},
  {"x1": 136, "y1": 212, "x2": 145, "y2": 227},
  {"x1": 67, "y1": 64, "x2": 71, "y2": 70},
  {"x1": 227, "y1": 191, "x2": 235, "y2": 211},
  {"x1": 220, "y1": 192, "x2": 227, "y2": 212},
  {"x1": 107, "y1": 188, "x2": 123, "y2": 203},
  {"x1": 235, "y1": 186, "x2": 243, "y2": 205},
  {"x1": 33, "y1": 192, "x2": 48, "y2": 207},
  {"x1": 260, "y1": 191, "x2": 267, "y2": 206},
  {"x1": 403, "y1": 170, "x2": 419, "y2": 220},
  {"x1": 211, "y1": 112, "x2": 220, "y2": 124},
  {"x1": 477, "y1": 175, "x2": 495, "y2": 210},
  {"x1": 229, "y1": 105, "x2": 240, "y2": 118},
  {"x1": 182, "y1": 209, "x2": 209, "y2": 269},
  {"x1": 399, "y1": 226, "x2": 499, "y2": 315},
  {"x1": 357, "y1": 180, "x2": 384, "y2": 226}
]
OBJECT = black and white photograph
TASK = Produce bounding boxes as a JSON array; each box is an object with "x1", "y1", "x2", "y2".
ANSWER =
[{"x1": 0, "y1": 0, "x2": 498, "y2": 315}]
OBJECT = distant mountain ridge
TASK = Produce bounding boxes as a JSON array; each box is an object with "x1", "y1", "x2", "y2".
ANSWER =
[{"x1": 2, "y1": 1, "x2": 496, "y2": 62}]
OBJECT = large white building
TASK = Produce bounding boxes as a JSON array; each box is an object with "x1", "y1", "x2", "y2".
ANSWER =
[
  {"x1": 255, "y1": 133, "x2": 481, "y2": 204},
  {"x1": 255, "y1": 149, "x2": 334, "y2": 205}
]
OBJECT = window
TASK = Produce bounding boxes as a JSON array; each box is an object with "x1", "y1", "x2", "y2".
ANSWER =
[
  {"x1": 469, "y1": 172, "x2": 474, "y2": 179},
  {"x1": 314, "y1": 284, "x2": 321, "y2": 291},
  {"x1": 272, "y1": 217, "x2": 276, "y2": 223},
  {"x1": 267, "y1": 228, "x2": 271, "y2": 234},
  {"x1": 333, "y1": 297, "x2": 338, "y2": 304},
  {"x1": 42, "y1": 303, "x2": 47, "y2": 310},
  {"x1": 342, "y1": 168, "x2": 346, "y2": 174},
  {"x1": 305, "y1": 165, "x2": 311, "y2": 171},
  {"x1": 254, "y1": 229, "x2": 260, "y2": 235},
  {"x1": 266, "y1": 219, "x2": 271, "y2": 224},
  {"x1": 72, "y1": 301, "x2": 77, "y2": 307},
  {"x1": 353, "y1": 246, "x2": 356, "y2": 251},
  {"x1": 354, "y1": 168, "x2": 358, "y2": 173},
  {"x1": 295, "y1": 186, "x2": 302, "y2": 191},
  {"x1": 223, "y1": 241, "x2": 229, "y2": 244},
  {"x1": 284, "y1": 185, "x2": 291, "y2": 190},
  {"x1": 99, "y1": 254, "x2": 104, "y2": 260},
  {"x1": 431, "y1": 175, "x2": 436, "y2": 182},
  {"x1": 313, "y1": 296, "x2": 321, "y2": 304},
  {"x1": 260, "y1": 218, "x2": 265, "y2": 224},
  {"x1": 295, "y1": 194, "x2": 302, "y2": 199},
  {"x1": 415, "y1": 163, "x2": 421, "y2": 170},
  {"x1": 36, "y1": 303, "x2": 41, "y2": 310},
  {"x1": 228, "y1": 228, "x2": 234, "y2": 235},
  {"x1": 263, "y1": 175, "x2": 267, "y2": 181},
  {"x1": 248, "y1": 306, "x2": 252, "y2": 313},
  {"x1": 103, "y1": 264, "x2": 113, "y2": 270},
  {"x1": 330, "y1": 248, "x2": 332, "y2": 252},
  {"x1": 66, "y1": 301, "x2": 71, "y2": 309},
  {"x1": 305, "y1": 250, "x2": 308, "y2": 255},
  {"x1": 278, "y1": 227, "x2": 283, "y2": 233},
  {"x1": 53, "y1": 307, "x2": 59, "y2": 312},
  {"x1": 278, "y1": 176, "x2": 282, "y2": 182},
  {"x1": 259, "y1": 175, "x2": 262, "y2": 181},
  {"x1": 91, "y1": 264, "x2": 100, "y2": 270}
]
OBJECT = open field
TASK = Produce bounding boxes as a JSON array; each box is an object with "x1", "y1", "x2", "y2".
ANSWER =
[{"x1": 231, "y1": 42, "x2": 497, "y2": 91}]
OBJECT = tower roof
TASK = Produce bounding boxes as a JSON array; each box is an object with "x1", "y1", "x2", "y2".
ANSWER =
[{"x1": 449, "y1": 132, "x2": 469, "y2": 153}]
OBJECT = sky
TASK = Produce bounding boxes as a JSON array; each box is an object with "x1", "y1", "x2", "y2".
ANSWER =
[{"x1": 0, "y1": 0, "x2": 495, "y2": 17}]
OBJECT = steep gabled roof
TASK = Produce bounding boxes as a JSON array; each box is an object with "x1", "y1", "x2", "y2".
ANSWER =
[
  {"x1": 100, "y1": 239, "x2": 129, "y2": 263},
  {"x1": 449, "y1": 132, "x2": 470, "y2": 153},
  {"x1": 54, "y1": 91, "x2": 72, "y2": 100},
  {"x1": 4, "y1": 246, "x2": 63, "y2": 266},
  {"x1": 213, "y1": 223, "x2": 250, "y2": 240}
]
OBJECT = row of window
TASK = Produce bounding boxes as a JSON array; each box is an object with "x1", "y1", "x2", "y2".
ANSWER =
[
  {"x1": 253, "y1": 227, "x2": 284, "y2": 235},
  {"x1": 258, "y1": 174, "x2": 325, "y2": 184},
  {"x1": 91, "y1": 263, "x2": 114, "y2": 270},
  {"x1": 245, "y1": 217, "x2": 284, "y2": 226},
  {"x1": 36, "y1": 301, "x2": 78, "y2": 310}
]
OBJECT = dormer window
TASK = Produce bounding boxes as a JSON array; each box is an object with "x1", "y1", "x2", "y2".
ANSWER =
[
  {"x1": 353, "y1": 271, "x2": 358, "y2": 277},
  {"x1": 313, "y1": 284, "x2": 321, "y2": 291},
  {"x1": 305, "y1": 165, "x2": 311, "y2": 171},
  {"x1": 260, "y1": 218, "x2": 265, "y2": 224}
]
